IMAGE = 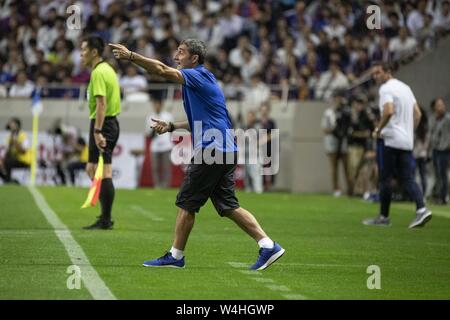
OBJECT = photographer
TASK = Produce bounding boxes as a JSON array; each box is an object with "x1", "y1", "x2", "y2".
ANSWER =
[
  {"x1": 0, "y1": 118, "x2": 31, "y2": 184},
  {"x1": 321, "y1": 90, "x2": 352, "y2": 196}
]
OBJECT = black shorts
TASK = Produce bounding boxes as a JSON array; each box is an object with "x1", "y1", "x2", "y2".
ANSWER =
[
  {"x1": 88, "y1": 117, "x2": 120, "y2": 164},
  {"x1": 176, "y1": 151, "x2": 240, "y2": 216}
]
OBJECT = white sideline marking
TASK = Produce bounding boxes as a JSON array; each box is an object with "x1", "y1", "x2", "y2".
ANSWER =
[
  {"x1": 283, "y1": 294, "x2": 308, "y2": 300},
  {"x1": 28, "y1": 186, "x2": 116, "y2": 300},
  {"x1": 277, "y1": 262, "x2": 366, "y2": 268},
  {"x1": 265, "y1": 284, "x2": 291, "y2": 292},
  {"x1": 228, "y1": 262, "x2": 249, "y2": 268},
  {"x1": 251, "y1": 278, "x2": 275, "y2": 283},
  {"x1": 130, "y1": 205, "x2": 164, "y2": 221},
  {"x1": 239, "y1": 270, "x2": 262, "y2": 276},
  {"x1": 228, "y1": 261, "x2": 308, "y2": 299}
]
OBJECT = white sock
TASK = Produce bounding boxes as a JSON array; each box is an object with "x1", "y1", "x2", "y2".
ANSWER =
[
  {"x1": 417, "y1": 207, "x2": 427, "y2": 214},
  {"x1": 258, "y1": 237, "x2": 274, "y2": 249},
  {"x1": 170, "y1": 247, "x2": 184, "y2": 260}
]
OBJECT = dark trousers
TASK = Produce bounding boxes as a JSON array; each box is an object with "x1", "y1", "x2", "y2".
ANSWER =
[
  {"x1": 379, "y1": 143, "x2": 425, "y2": 217},
  {"x1": 433, "y1": 149, "x2": 449, "y2": 202},
  {"x1": 0, "y1": 154, "x2": 29, "y2": 182},
  {"x1": 67, "y1": 161, "x2": 86, "y2": 185},
  {"x1": 415, "y1": 157, "x2": 427, "y2": 195}
]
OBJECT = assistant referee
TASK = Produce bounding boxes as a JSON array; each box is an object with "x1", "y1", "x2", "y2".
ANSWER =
[{"x1": 81, "y1": 35, "x2": 121, "y2": 230}]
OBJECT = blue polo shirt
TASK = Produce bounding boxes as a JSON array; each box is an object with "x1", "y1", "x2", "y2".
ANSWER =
[{"x1": 180, "y1": 65, "x2": 237, "y2": 152}]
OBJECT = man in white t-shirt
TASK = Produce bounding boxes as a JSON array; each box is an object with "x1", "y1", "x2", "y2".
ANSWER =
[
  {"x1": 146, "y1": 98, "x2": 174, "y2": 188},
  {"x1": 363, "y1": 62, "x2": 432, "y2": 229}
]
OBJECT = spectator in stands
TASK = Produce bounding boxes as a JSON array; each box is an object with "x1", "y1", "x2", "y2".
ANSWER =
[
  {"x1": 433, "y1": 0, "x2": 450, "y2": 36},
  {"x1": 223, "y1": 72, "x2": 245, "y2": 101},
  {"x1": 240, "y1": 48, "x2": 261, "y2": 84},
  {"x1": 323, "y1": 14, "x2": 346, "y2": 44},
  {"x1": 146, "y1": 98, "x2": 174, "y2": 188},
  {"x1": 429, "y1": 98, "x2": 450, "y2": 205},
  {"x1": 389, "y1": 27, "x2": 418, "y2": 61},
  {"x1": 229, "y1": 35, "x2": 257, "y2": 68},
  {"x1": 407, "y1": 0, "x2": 428, "y2": 37},
  {"x1": 244, "y1": 74, "x2": 270, "y2": 110},
  {"x1": 9, "y1": 71, "x2": 34, "y2": 98},
  {"x1": 119, "y1": 65, "x2": 149, "y2": 101},
  {"x1": 315, "y1": 62, "x2": 349, "y2": 100},
  {"x1": 384, "y1": 12, "x2": 402, "y2": 39},
  {"x1": 0, "y1": 117, "x2": 31, "y2": 184},
  {"x1": 197, "y1": 14, "x2": 225, "y2": 55}
]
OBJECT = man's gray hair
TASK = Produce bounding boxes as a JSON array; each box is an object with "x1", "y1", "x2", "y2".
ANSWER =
[{"x1": 180, "y1": 39, "x2": 207, "y2": 64}]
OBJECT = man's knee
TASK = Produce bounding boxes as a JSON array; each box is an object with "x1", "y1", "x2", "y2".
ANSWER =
[{"x1": 221, "y1": 207, "x2": 240, "y2": 218}]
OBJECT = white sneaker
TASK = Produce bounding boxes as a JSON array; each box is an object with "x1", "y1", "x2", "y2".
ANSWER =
[
  {"x1": 333, "y1": 190, "x2": 342, "y2": 197},
  {"x1": 408, "y1": 209, "x2": 432, "y2": 228}
]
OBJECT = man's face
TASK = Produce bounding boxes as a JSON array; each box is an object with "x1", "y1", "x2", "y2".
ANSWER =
[
  {"x1": 80, "y1": 41, "x2": 95, "y2": 68},
  {"x1": 173, "y1": 44, "x2": 198, "y2": 69},
  {"x1": 8, "y1": 120, "x2": 18, "y2": 133},
  {"x1": 372, "y1": 65, "x2": 389, "y2": 85},
  {"x1": 435, "y1": 99, "x2": 446, "y2": 116}
]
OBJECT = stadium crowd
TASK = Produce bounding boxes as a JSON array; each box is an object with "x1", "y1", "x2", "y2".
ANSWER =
[
  {"x1": 0, "y1": 0, "x2": 449, "y2": 106},
  {"x1": 0, "y1": 0, "x2": 449, "y2": 200}
]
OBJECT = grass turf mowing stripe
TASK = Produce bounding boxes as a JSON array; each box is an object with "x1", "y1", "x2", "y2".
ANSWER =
[{"x1": 27, "y1": 186, "x2": 116, "y2": 300}]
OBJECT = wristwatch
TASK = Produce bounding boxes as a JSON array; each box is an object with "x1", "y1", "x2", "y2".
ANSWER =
[
  {"x1": 94, "y1": 128, "x2": 103, "y2": 135},
  {"x1": 168, "y1": 122, "x2": 175, "y2": 133}
]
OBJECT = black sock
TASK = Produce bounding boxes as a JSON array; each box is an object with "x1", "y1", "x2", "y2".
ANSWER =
[{"x1": 100, "y1": 178, "x2": 115, "y2": 222}]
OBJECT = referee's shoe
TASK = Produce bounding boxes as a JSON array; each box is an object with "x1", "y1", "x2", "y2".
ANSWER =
[{"x1": 83, "y1": 218, "x2": 114, "y2": 230}]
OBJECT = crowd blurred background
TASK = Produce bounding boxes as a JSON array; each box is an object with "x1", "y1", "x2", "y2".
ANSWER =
[
  {"x1": 0, "y1": 0, "x2": 449, "y2": 203},
  {"x1": 1, "y1": 0, "x2": 449, "y2": 104}
]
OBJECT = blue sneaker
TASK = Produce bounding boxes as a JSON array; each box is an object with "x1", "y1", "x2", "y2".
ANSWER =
[
  {"x1": 142, "y1": 252, "x2": 185, "y2": 268},
  {"x1": 250, "y1": 242, "x2": 285, "y2": 270}
]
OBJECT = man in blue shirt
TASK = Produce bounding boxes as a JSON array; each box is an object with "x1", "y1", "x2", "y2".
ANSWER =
[{"x1": 110, "y1": 39, "x2": 284, "y2": 270}]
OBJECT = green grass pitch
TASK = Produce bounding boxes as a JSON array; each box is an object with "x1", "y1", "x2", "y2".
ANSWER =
[{"x1": 0, "y1": 185, "x2": 449, "y2": 299}]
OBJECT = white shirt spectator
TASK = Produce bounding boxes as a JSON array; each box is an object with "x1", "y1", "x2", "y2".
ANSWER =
[
  {"x1": 389, "y1": 29, "x2": 417, "y2": 60},
  {"x1": 244, "y1": 81, "x2": 270, "y2": 109},
  {"x1": 433, "y1": 4, "x2": 450, "y2": 32},
  {"x1": 9, "y1": 81, "x2": 34, "y2": 98},
  {"x1": 146, "y1": 111, "x2": 174, "y2": 153},
  {"x1": 323, "y1": 23, "x2": 347, "y2": 43},
  {"x1": 379, "y1": 78, "x2": 417, "y2": 151},
  {"x1": 315, "y1": 68, "x2": 349, "y2": 100},
  {"x1": 120, "y1": 74, "x2": 148, "y2": 94},
  {"x1": 240, "y1": 54, "x2": 261, "y2": 84},
  {"x1": 218, "y1": 13, "x2": 244, "y2": 38},
  {"x1": 197, "y1": 19, "x2": 225, "y2": 54},
  {"x1": 407, "y1": 10, "x2": 425, "y2": 37}
]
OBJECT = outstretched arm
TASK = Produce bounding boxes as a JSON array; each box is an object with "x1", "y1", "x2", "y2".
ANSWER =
[
  {"x1": 151, "y1": 118, "x2": 191, "y2": 134},
  {"x1": 109, "y1": 43, "x2": 184, "y2": 84}
]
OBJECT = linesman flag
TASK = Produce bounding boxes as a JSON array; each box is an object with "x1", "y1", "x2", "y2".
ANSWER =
[{"x1": 81, "y1": 154, "x2": 104, "y2": 208}]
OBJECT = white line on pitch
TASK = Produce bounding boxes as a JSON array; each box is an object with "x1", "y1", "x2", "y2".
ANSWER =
[
  {"x1": 28, "y1": 186, "x2": 116, "y2": 300},
  {"x1": 228, "y1": 261, "x2": 308, "y2": 299},
  {"x1": 265, "y1": 284, "x2": 291, "y2": 292},
  {"x1": 283, "y1": 294, "x2": 308, "y2": 300},
  {"x1": 228, "y1": 262, "x2": 249, "y2": 268},
  {"x1": 251, "y1": 278, "x2": 275, "y2": 283},
  {"x1": 130, "y1": 205, "x2": 164, "y2": 221}
]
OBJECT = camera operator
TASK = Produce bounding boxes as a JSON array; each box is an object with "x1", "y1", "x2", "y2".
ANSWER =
[
  {"x1": 0, "y1": 118, "x2": 31, "y2": 184},
  {"x1": 321, "y1": 90, "x2": 352, "y2": 196}
]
